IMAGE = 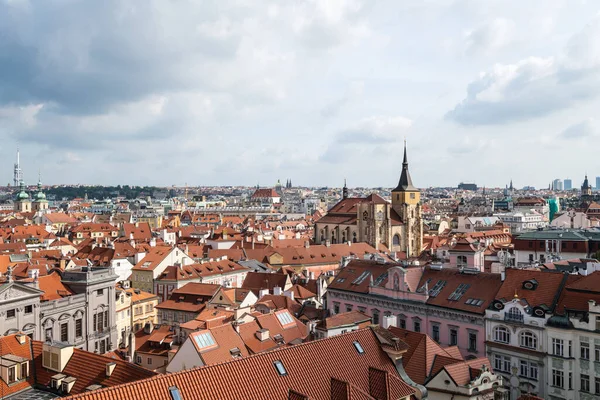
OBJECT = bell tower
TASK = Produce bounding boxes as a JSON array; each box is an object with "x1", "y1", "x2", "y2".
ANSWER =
[{"x1": 391, "y1": 141, "x2": 422, "y2": 257}]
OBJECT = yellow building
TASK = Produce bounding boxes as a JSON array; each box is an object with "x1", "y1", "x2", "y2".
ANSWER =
[{"x1": 314, "y1": 142, "x2": 423, "y2": 257}]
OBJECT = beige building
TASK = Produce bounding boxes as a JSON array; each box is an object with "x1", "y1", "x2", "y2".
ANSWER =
[
  {"x1": 130, "y1": 245, "x2": 193, "y2": 293},
  {"x1": 314, "y1": 143, "x2": 423, "y2": 257}
]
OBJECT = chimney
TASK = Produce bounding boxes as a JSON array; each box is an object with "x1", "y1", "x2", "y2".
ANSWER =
[
  {"x1": 150, "y1": 238, "x2": 156, "y2": 247},
  {"x1": 258, "y1": 288, "x2": 269, "y2": 299},
  {"x1": 105, "y1": 362, "x2": 116, "y2": 377},
  {"x1": 381, "y1": 315, "x2": 396, "y2": 329},
  {"x1": 255, "y1": 328, "x2": 270, "y2": 341},
  {"x1": 283, "y1": 290, "x2": 295, "y2": 301},
  {"x1": 304, "y1": 240, "x2": 310, "y2": 248},
  {"x1": 273, "y1": 286, "x2": 282, "y2": 296},
  {"x1": 325, "y1": 240, "x2": 331, "y2": 248}
]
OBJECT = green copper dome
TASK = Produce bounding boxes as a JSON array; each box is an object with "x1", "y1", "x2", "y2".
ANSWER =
[
  {"x1": 16, "y1": 181, "x2": 30, "y2": 201},
  {"x1": 34, "y1": 181, "x2": 47, "y2": 201}
]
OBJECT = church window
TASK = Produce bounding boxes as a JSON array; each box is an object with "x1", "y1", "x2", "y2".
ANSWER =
[{"x1": 393, "y1": 235, "x2": 400, "y2": 246}]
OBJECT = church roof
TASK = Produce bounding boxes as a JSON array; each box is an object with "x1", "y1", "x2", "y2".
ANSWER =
[{"x1": 392, "y1": 142, "x2": 417, "y2": 192}]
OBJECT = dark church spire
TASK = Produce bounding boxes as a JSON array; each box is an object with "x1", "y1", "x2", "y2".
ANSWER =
[
  {"x1": 342, "y1": 178, "x2": 348, "y2": 199},
  {"x1": 392, "y1": 140, "x2": 416, "y2": 192}
]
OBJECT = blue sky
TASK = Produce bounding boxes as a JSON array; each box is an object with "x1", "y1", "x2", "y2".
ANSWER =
[{"x1": 1, "y1": 0, "x2": 599, "y2": 188}]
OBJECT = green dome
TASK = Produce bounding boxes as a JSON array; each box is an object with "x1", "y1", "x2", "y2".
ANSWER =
[
  {"x1": 35, "y1": 191, "x2": 47, "y2": 201},
  {"x1": 16, "y1": 190, "x2": 30, "y2": 201}
]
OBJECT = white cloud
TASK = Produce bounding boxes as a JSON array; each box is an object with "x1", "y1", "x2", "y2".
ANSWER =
[
  {"x1": 464, "y1": 18, "x2": 516, "y2": 56},
  {"x1": 560, "y1": 118, "x2": 599, "y2": 139}
]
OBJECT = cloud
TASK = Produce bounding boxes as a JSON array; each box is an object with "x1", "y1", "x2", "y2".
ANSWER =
[
  {"x1": 560, "y1": 118, "x2": 599, "y2": 139},
  {"x1": 447, "y1": 15, "x2": 600, "y2": 125},
  {"x1": 464, "y1": 18, "x2": 516, "y2": 56},
  {"x1": 320, "y1": 115, "x2": 411, "y2": 162}
]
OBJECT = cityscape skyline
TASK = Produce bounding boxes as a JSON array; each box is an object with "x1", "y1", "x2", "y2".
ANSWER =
[{"x1": 1, "y1": 1, "x2": 600, "y2": 187}]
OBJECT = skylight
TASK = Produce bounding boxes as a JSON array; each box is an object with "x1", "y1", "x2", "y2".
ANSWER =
[
  {"x1": 274, "y1": 360, "x2": 287, "y2": 376},
  {"x1": 353, "y1": 341, "x2": 365, "y2": 354},
  {"x1": 428, "y1": 280, "x2": 447, "y2": 297},
  {"x1": 193, "y1": 331, "x2": 216, "y2": 349},
  {"x1": 352, "y1": 270, "x2": 371, "y2": 285},
  {"x1": 276, "y1": 311, "x2": 295, "y2": 327},
  {"x1": 169, "y1": 386, "x2": 183, "y2": 400},
  {"x1": 447, "y1": 283, "x2": 471, "y2": 301}
]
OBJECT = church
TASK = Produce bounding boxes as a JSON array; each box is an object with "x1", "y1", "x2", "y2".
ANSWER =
[{"x1": 314, "y1": 143, "x2": 423, "y2": 257}]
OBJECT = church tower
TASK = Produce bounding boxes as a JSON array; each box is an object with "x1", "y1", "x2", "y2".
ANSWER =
[
  {"x1": 391, "y1": 142, "x2": 423, "y2": 257},
  {"x1": 14, "y1": 180, "x2": 32, "y2": 213},
  {"x1": 582, "y1": 174, "x2": 592, "y2": 202},
  {"x1": 33, "y1": 173, "x2": 49, "y2": 212}
]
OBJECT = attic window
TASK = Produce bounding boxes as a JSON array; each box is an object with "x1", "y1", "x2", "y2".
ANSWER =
[
  {"x1": 169, "y1": 386, "x2": 183, "y2": 400},
  {"x1": 336, "y1": 278, "x2": 346, "y2": 283},
  {"x1": 273, "y1": 334, "x2": 285, "y2": 344},
  {"x1": 273, "y1": 360, "x2": 287, "y2": 376},
  {"x1": 522, "y1": 280, "x2": 538, "y2": 290},
  {"x1": 353, "y1": 341, "x2": 365, "y2": 354},
  {"x1": 192, "y1": 331, "x2": 216, "y2": 350}
]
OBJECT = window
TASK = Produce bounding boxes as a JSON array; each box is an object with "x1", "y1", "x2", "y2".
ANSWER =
[
  {"x1": 552, "y1": 369, "x2": 564, "y2": 388},
  {"x1": 432, "y1": 325, "x2": 440, "y2": 343},
  {"x1": 274, "y1": 360, "x2": 287, "y2": 376},
  {"x1": 414, "y1": 320, "x2": 421, "y2": 333},
  {"x1": 457, "y1": 255, "x2": 467, "y2": 268},
  {"x1": 61, "y1": 323, "x2": 68, "y2": 342},
  {"x1": 8, "y1": 366, "x2": 15, "y2": 383},
  {"x1": 552, "y1": 338, "x2": 564, "y2": 356},
  {"x1": 45, "y1": 328, "x2": 52, "y2": 342},
  {"x1": 494, "y1": 326, "x2": 510, "y2": 344},
  {"x1": 19, "y1": 362, "x2": 28, "y2": 380},
  {"x1": 595, "y1": 377, "x2": 600, "y2": 394},
  {"x1": 506, "y1": 307, "x2": 523, "y2": 322},
  {"x1": 398, "y1": 318, "x2": 406, "y2": 329},
  {"x1": 595, "y1": 344, "x2": 600, "y2": 361},
  {"x1": 24, "y1": 305, "x2": 33, "y2": 314},
  {"x1": 169, "y1": 386, "x2": 183, "y2": 400},
  {"x1": 148, "y1": 358, "x2": 152, "y2": 365},
  {"x1": 333, "y1": 302, "x2": 340, "y2": 314},
  {"x1": 468, "y1": 332, "x2": 477, "y2": 352},
  {"x1": 136, "y1": 355, "x2": 142, "y2": 363},
  {"x1": 353, "y1": 341, "x2": 365, "y2": 354},
  {"x1": 450, "y1": 328, "x2": 458, "y2": 346},
  {"x1": 97, "y1": 289, "x2": 104, "y2": 296},
  {"x1": 581, "y1": 342, "x2": 590, "y2": 360},
  {"x1": 569, "y1": 372, "x2": 573, "y2": 390},
  {"x1": 519, "y1": 331, "x2": 537, "y2": 349},
  {"x1": 519, "y1": 360, "x2": 538, "y2": 380},
  {"x1": 372, "y1": 310, "x2": 380, "y2": 325},
  {"x1": 7, "y1": 309, "x2": 15, "y2": 318},
  {"x1": 494, "y1": 355, "x2": 511, "y2": 372},
  {"x1": 345, "y1": 304, "x2": 353, "y2": 312},
  {"x1": 581, "y1": 374, "x2": 590, "y2": 392}
]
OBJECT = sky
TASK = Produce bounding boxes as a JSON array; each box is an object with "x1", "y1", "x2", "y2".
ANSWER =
[{"x1": 1, "y1": 0, "x2": 599, "y2": 188}]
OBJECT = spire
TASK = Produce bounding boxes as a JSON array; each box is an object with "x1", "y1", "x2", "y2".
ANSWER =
[
  {"x1": 392, "y1": 140, "x2": 416, "y2": 192},
  {"x1": 342, "y1": 178, "x2": 348, "y2": 200}
]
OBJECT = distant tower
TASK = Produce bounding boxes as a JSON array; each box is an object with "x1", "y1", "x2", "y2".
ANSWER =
[
  {"x1": 342, "y1": 179, "x2": 348, "y2": 199},
  {"x1": 582, "y1": 174, "x2": 592, "y2": 201},
  {"x1": 509, "y1": 179, "x2": 513, "y2": 192},
  {"x1": 391, "y1": 141, "x2": 423, "y2": 257},
  {"x1": 14, "y1": 180, "x2": 31, "y2": 213},
  {"x1": 13, "y1": 148, "x2": 23, "y2": 188},
  {"x1": 33, "y1": 172, "x2": 49, "y2": 212}
]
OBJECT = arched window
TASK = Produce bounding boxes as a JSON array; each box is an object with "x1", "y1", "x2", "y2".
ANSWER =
[
  {"x1": 519, "y1": 331, "x2": 537, "y2": 349},
  {"x1": 493, "y1": 326, "x2": 510, "y2": 344},
  {"x1": 506, "y1": 307, "x2": 524, "y2": 322},
  {"x1": 393, "y1": 235, "x2": 400, "y2": 246}
]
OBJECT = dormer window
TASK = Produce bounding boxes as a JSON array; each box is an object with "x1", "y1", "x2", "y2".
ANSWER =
[{"x1": 522, "y1": 279, "x2": 538, "y2": 290}]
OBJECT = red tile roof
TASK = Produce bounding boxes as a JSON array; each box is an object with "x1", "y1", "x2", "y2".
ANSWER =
[
  {"x1": 32, "y1": 341, "x2": 157, "y2": 396},
  {"x1": 496, "y1": 269, "x2": 569, "y2": 310},
  {"x1": 63, "y1": 328, "x2": 415, "y2": 400}
]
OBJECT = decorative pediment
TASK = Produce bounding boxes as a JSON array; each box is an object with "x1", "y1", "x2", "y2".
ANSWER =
[{"x1": 0, "y1": 282, "x2": 44, "y2": 303}]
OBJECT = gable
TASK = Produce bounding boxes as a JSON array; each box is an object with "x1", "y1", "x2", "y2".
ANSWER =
[{"x1": 0, "y1": 283, "x2": 44, "y2": 303}]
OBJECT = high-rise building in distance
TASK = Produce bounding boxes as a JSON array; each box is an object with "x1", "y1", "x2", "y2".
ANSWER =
[
  {"x1": 553, "y1": 179, "x2": 563, "y2": 191},
  {"x1": 564, "y1": 179, "x2": 572, "y2": 190},
  {"x1": 596, "y1": 176, "x2": 600, "y2": 190}
]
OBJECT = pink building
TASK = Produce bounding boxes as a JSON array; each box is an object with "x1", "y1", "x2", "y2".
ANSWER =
[{"x1": 327, "y1": 259, "x2": 502, "y2": 359}]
